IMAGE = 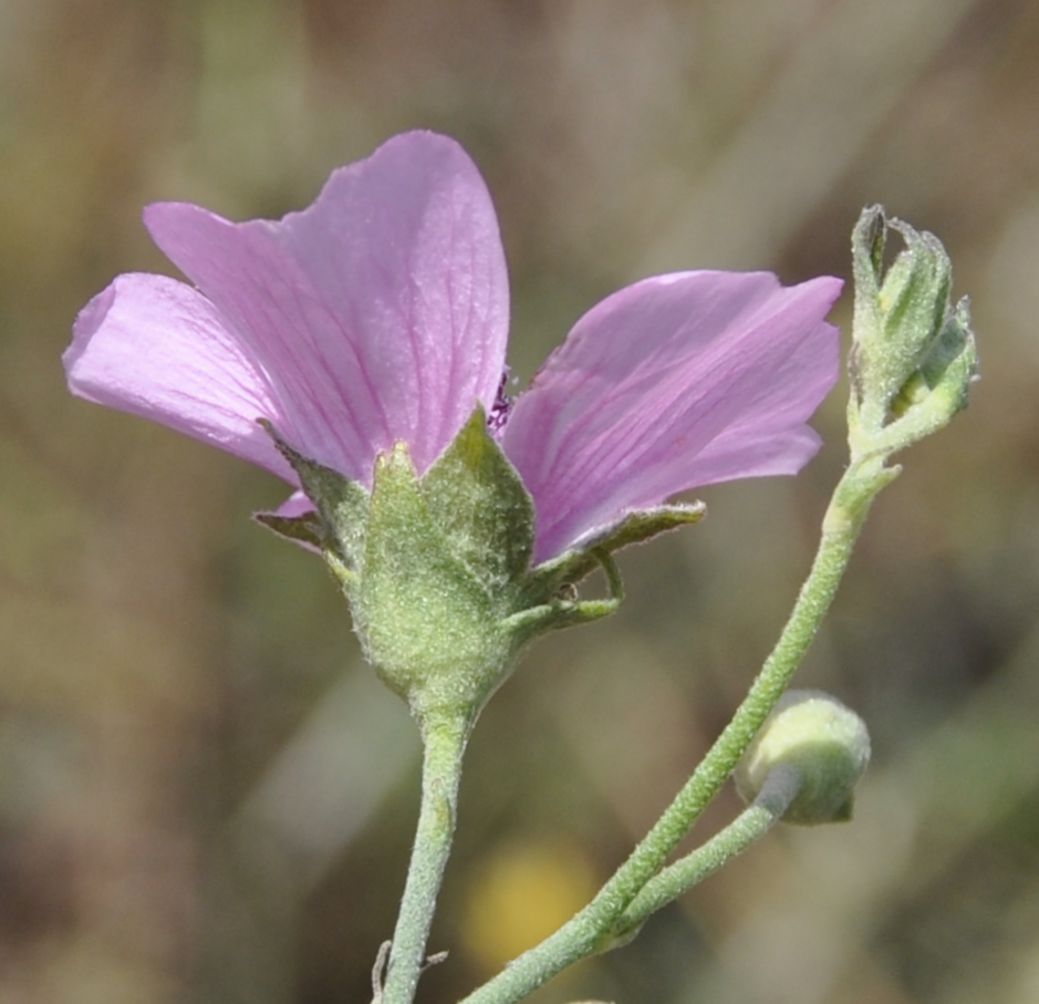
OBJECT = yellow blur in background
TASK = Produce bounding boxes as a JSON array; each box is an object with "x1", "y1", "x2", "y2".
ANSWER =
[
  {"x1": 462, "y1": 840, "x2": 598, "y2": 975},
  {"x1": 2, "y1": 1, "x2": 1039, "y2": 1002}
]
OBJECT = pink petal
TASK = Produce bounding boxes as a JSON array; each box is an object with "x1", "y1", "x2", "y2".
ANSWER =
[
  {"x1": 64, "y1": 273, "x2": 293, "y2": 480},
  {"x1": 143, "y1": 131, "x2": 509, "y2": 483},
  {"x1": 503, "y1": 271, "x2": 842, "y2": 563},
  {"x1": 273, "y1": 490, "x2": 315, "y2": 518}
]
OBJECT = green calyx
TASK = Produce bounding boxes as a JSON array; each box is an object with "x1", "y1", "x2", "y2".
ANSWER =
[
  {"x1": 848, "y1": 206, "x2": 978, "y2": 461},
  {"x1": 258, "y1": 409, "x2": 703, "y2": 725}
]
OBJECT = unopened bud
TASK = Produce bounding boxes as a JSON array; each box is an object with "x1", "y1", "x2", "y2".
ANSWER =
[
  {"x1": 848, "y1": 206, "x2": 977, "y2": 457},
  {"x1": 735, "y1": 690, "x2": 871, "y2": 826}
]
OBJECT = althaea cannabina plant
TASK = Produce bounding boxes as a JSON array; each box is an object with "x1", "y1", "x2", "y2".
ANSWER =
[
  {"x1": 64, "y1": 131, "x2": 850, "y2": 1003},
  {"x1": 64, "y1": 131, "x2": 841, "y2": 724},
  {"x1": 63, "y1": 133, "x2": 980, "y2": 1004}
]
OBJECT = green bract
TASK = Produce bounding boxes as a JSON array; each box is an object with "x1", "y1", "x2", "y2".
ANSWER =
[
  {"x1": 848, "y1": 205, "x2": 978, "y2": 460},
  {"x1": 258, "y1": 409, "x2": 703, "y2": 726}
]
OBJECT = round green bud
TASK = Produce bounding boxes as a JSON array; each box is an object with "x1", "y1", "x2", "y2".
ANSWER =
[{"x1": 735, "y1": 690, "x2": 871, "y2": 826}]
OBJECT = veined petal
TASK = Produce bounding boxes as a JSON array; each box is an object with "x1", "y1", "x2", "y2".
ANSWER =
[
  {"x1": 503, "y1": 271, "x2": 842, "y2": 563},
  {"x1": 143, "y1": 131, "x2": 509, "y2": 483},
  {"x1": 64, "y1": 273, "x2": 293, "y2": 479}
]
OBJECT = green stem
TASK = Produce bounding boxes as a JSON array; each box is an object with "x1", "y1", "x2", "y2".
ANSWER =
[
  {"x1": 459, "y1": 457, "x2": 894, "y2": 1004},
  {"x1": 380, "y1": 714, "x2": 469, "y2": 1004},
  {"x1": 609, "y1": 765, "x2": 802, "y2": 943}
]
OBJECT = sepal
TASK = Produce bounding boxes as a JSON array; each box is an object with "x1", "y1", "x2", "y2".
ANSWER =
[
  {"x1": 357, "y1": 441, "x2": 510, "y2": 714},
  {"x1": 258, "y1": 419, "x2": 369, "y2": 573},
  {"x1": 421, "y1": 407, "x2": 534, "y2": 593}
]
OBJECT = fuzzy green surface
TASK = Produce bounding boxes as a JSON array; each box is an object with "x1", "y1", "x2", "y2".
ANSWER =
[
  {"x1": 734, "y1": 689, "x2": 871, "y2": 825},
  {"x1": 848, "y1": 207, "x2": 977, "y2": 455}
]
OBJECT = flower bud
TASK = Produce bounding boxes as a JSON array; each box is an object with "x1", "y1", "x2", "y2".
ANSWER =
[
  {"x1": 848, "y1": 206, "x2": 977, "y2": 457},
  {"x1": 735, "y1": 690, "x2": 871, "y2": 826}
]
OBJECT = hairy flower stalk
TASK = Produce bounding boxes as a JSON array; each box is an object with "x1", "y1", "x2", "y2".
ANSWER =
[{"x1": 65, "y1": 133, "x2": 848, "y2": 1003}]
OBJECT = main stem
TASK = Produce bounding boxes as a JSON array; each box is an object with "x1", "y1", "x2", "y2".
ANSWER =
[
  {"x1": 460, "y1": 457, "x2": 893, "y2": 1004},
  {"x1": 380, "y1": 713, "x2": 469, "y2": 1004}
]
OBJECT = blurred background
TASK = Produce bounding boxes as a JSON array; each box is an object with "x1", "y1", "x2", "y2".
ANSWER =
[{"x1": 2, "y1": 1, "x2": 1038, "y2": 1001}]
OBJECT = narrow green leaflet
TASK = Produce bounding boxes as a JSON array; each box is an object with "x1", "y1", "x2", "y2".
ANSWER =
[
  {"x1": 254, "y1": 510, "x2": 325, "y2": 550},
  {"x1": 523, "y1": 502, "x2": 706, "y2": 605}
]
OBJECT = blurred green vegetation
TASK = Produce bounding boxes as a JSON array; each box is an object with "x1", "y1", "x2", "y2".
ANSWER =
[{"x1": 2, "y1": 1, "x2": 1038, "y2": 1002}]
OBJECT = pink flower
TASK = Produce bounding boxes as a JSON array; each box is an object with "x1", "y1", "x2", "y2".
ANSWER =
[{"x1": 65, "y1": 132, "x2": 841, "y2": 565}]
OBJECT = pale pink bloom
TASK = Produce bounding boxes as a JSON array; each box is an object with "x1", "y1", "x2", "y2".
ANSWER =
[{"x1": 65, "y1": 132, "x2": 841, "y2": 564}]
